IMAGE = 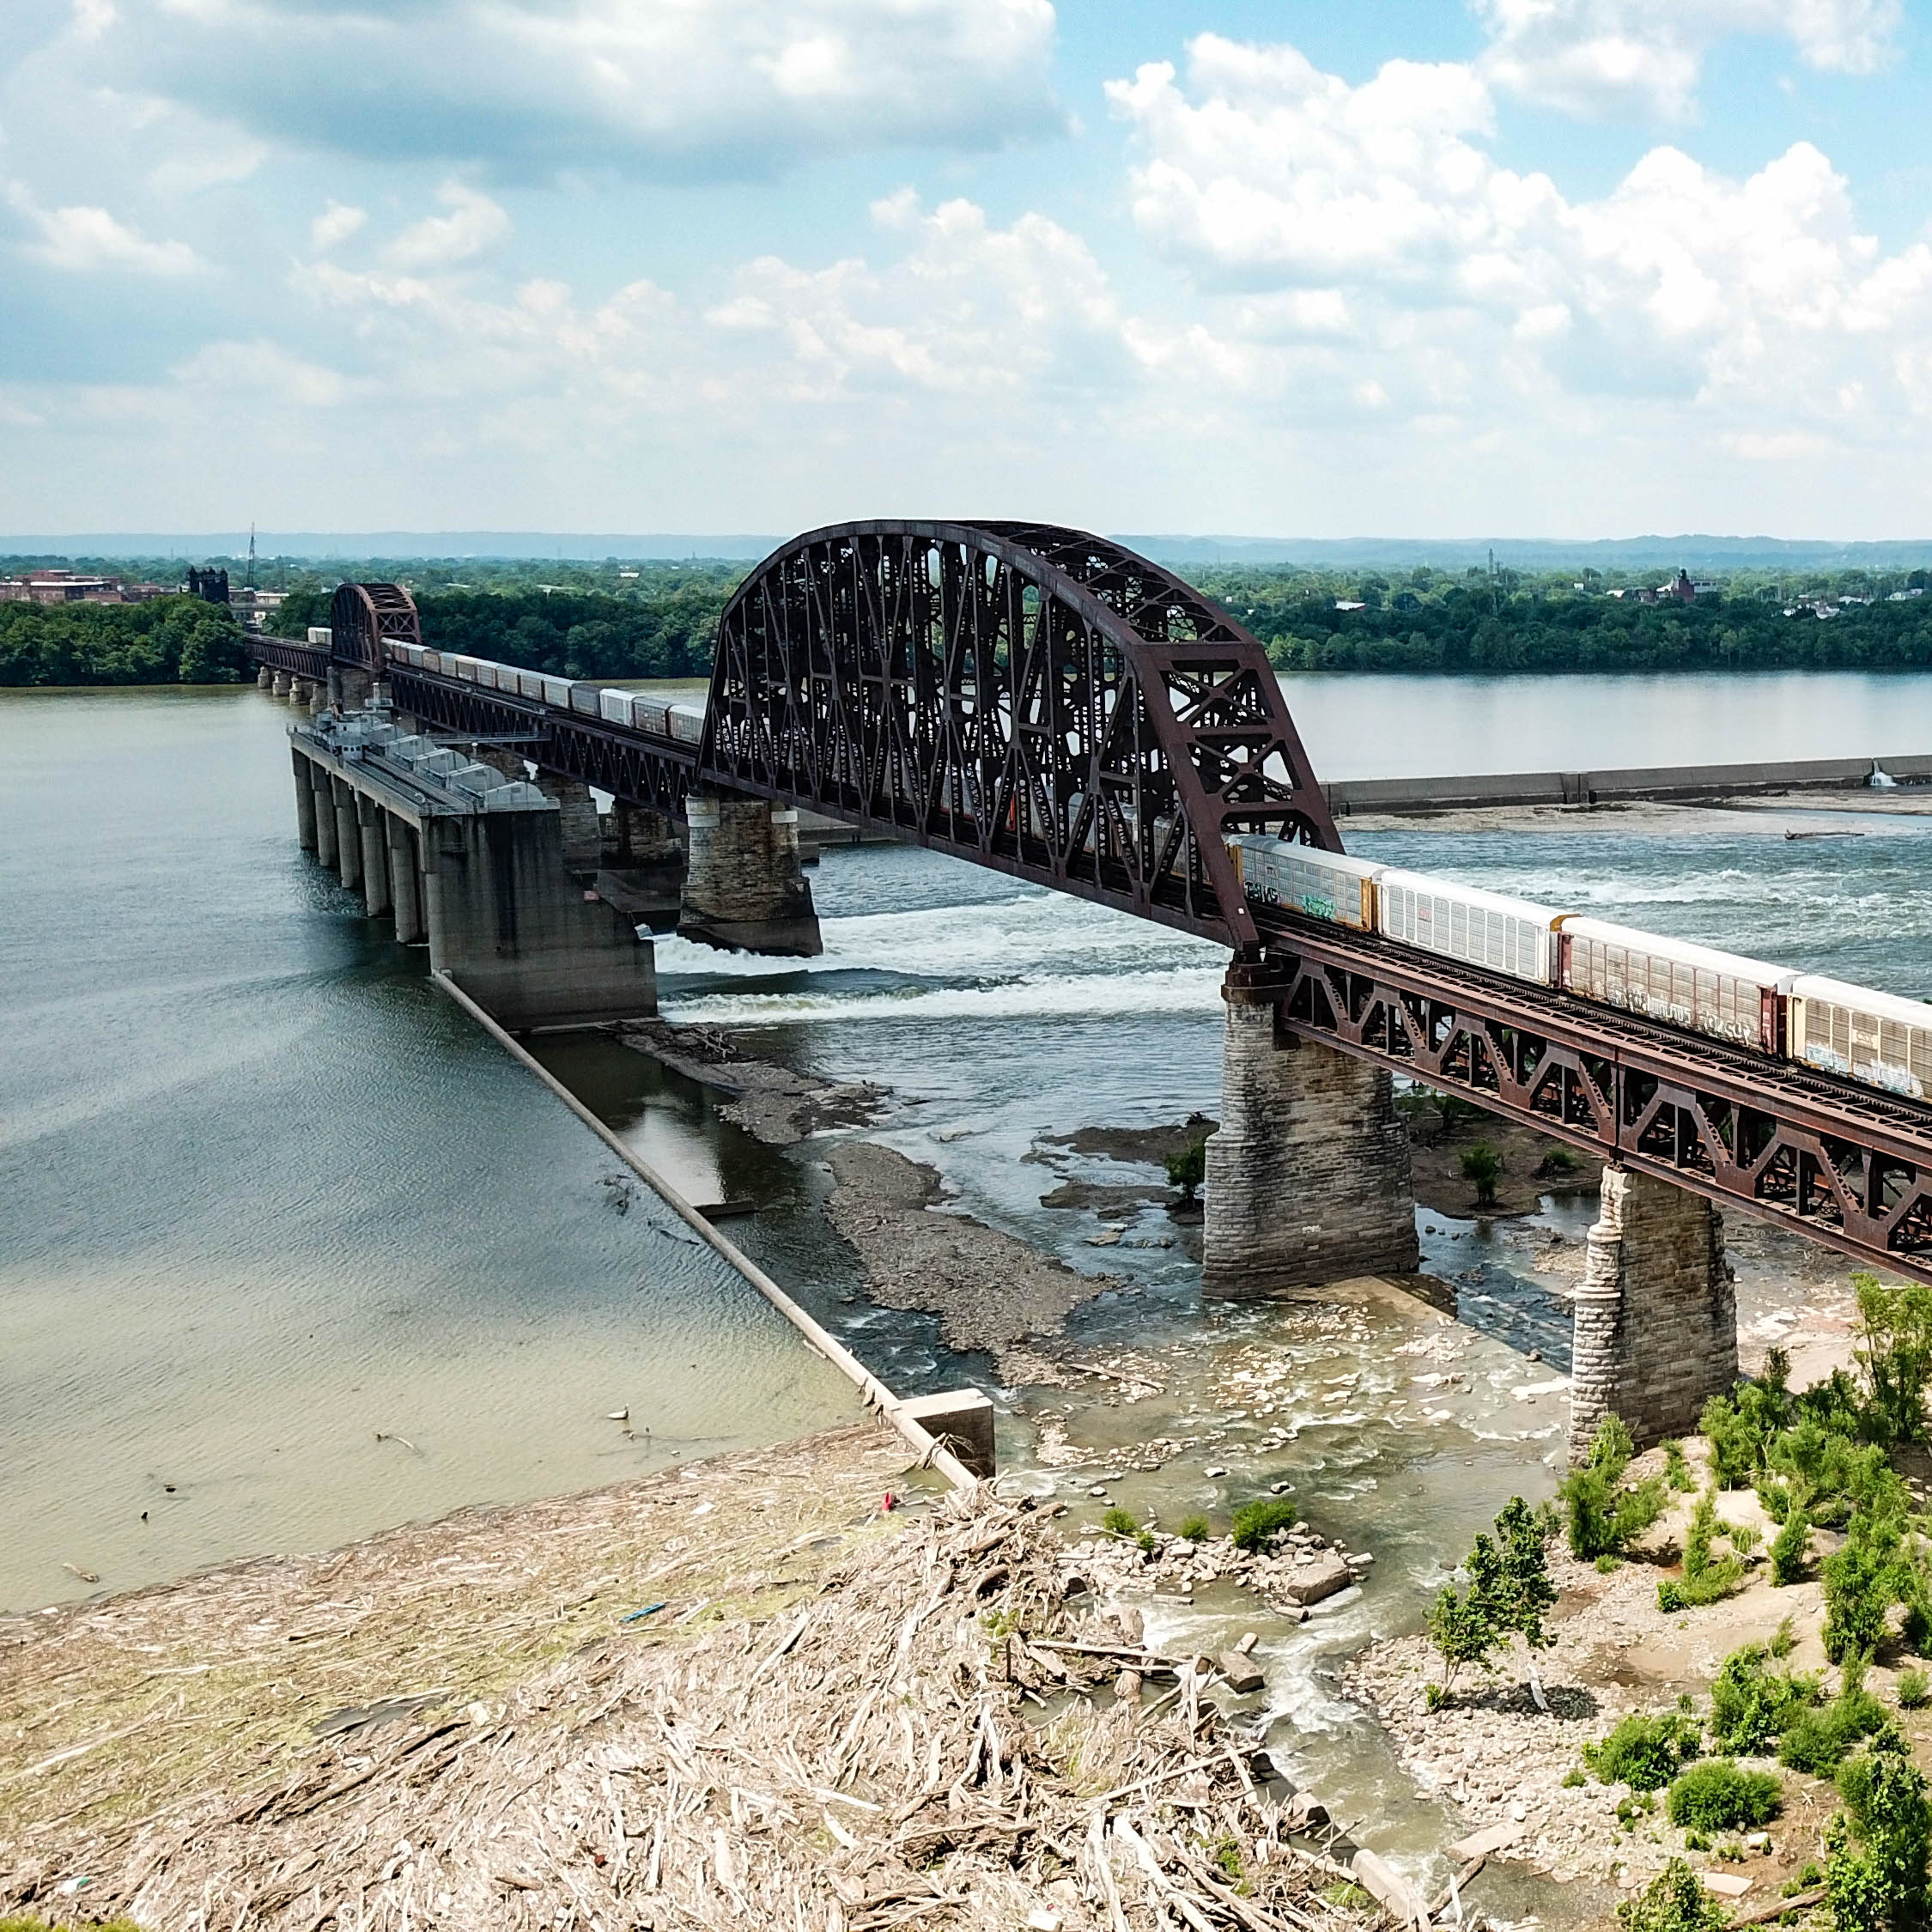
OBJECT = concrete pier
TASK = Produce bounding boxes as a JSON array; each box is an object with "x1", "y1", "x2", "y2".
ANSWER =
[
  {"x1": 271, "y1": 669, "x2": 291, "y2": 700},
  {"x1": 679, "y1": 792, "x2": 822, "y2": 956},
  {"x1": 356, "y1": 794, "x2": 391, "y2": 918},
  {"x1": 293, "y1": 749, "x2": 318, "y2": 852},
  {"x1": 329, "y1": 664, "x2": 374, "y2": 714},
  {"x1": 1568, "y1": 1167, "x2": 1738, "y2": 1459},
  {"x1": 311, "y1": 760, "x2": 338, "y2": 869},
  {"x1": 289, "y1": 716, "x2": 655, "y2": 1027},
  {"x1": 386, "y1": 815, "x2": 425, "y2": 944},
  {"x1": 332, "y1": 779, "x2": 361, "y2": 890},
  {"x1": 257, "y1": 665, "x2": 273, "y2": 690},
  {"x1": 1202, "y1": 977, "x2": 1419, "y2": 1297},
  {"x1": 533, "y1": 772, "x2": 603, "y2": 874}
]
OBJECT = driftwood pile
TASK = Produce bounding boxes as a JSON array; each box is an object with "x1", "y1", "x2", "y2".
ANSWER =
[{"x1": 3, "y1": 1451, "x2": 1389, "y2": 1932}]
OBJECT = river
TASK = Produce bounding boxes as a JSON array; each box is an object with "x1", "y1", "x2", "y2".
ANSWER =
[{"x1": 7, "y1": 668, "x2": 1932, "y2": 1901}]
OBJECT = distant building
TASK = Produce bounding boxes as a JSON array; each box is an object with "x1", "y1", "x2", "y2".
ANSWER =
[
  {"x1": 0, "y1": 568, "x2": 164, "y2": 605},
  {"x1": 185, "y1": 566, "x2": 230, "y2": 604}
]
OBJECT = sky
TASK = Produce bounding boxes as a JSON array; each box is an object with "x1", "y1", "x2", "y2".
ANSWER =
[{"x1": 3, "y1": 0, "x2": 1930, "y2": 539}]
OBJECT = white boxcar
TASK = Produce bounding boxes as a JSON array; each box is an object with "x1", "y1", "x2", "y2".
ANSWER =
[
  {"x1": 666, "y1": 702, "x2": 705, "y2": 746},
  {"x1": 449, "y1": 655, "x2": 481, "y2": 683},
  {"x1": 1790, "y1": 975, "x2": 1932, "y2": 1098},
  {"x1": 540, "y1": 675, "x2": 572, "y2": 708},
  {"x1": 598, "y1": 688, "x2": 631, "y2": 726},
  {"x1": 1559, "y1": 918, "x2": 1794, "y2": 1054},
  {"x1": 307, "y1": 626, "x2": 332, "y2": 647},
  {"x1": 1230, "y1": 836, "x2": 1382, "y2": 932},
  {"x1": 1376, "y1": 867, "x2": 1562, "y2": 985}
]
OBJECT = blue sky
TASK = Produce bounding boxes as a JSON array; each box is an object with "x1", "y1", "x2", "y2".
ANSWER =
[{"x1": 3, "y1": 0, "x2": 1929, "y2": 538}]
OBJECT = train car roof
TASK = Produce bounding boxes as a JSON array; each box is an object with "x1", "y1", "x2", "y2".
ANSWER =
[
  {"x1": 1228, "y1": 837, "x2": 1384, "y2": 880},
  {"x1": 1374, "y1": 866, "x2": 1565, "y2": 928},
  {"x1": 1558, "y1": 916, "x2": 1796, "y2": 988},
  {"x1": 1790, "y1": 974, "x2": 1932, "y2": 1029}
]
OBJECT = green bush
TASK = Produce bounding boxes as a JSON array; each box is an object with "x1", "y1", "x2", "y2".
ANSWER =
[
  {"x1": 1897, "y1": 1669, "x2": 1930, "y2": 1711},
  {"x1": 1101, "y1": 1506, "x2": 1139, "y2": 1539},
  {"x1": 1460, "y1": 1141, "x2": 1503, "y2": 1206},
  {"x1": 1585, "y1": 1711, "x2": 1703, "y2": 1792},
  {"x1": 1824, "y1": 1517, "x2": 1909, "y2": 1665},
  {"x1": 1165, "y1": 1135, "x2": 1208, "y2": 1204},
  {"x1": 1178, "y1": 1513, "x2": 1211, "y2": 1542},
  {"x1": 1771, "y1": 1494, "x2": 1813, "y2": 1585},
  {"x1": 1663, "y1": 1439, "x2": 1696, "y2": 1493},
  {"x1": 1615, "y1": 1858, "x2": 1732, "y2": 1932},
  {"x1": 1709, "y1": 1643, "x2": 1822, "y2": 1755},
  {"x1": 1827, "y1": 1729, "x2": 1932, "y2": 1932},
  {"x1": 1426, "y1": 1496, "x2": 1558, "y2": 1696},
  {"x1": 1560, "y1": 1414, "x2": 1668, "y2": 1560},
  {"x1": 1660, "y1": 1487, "x2": 1747, "y2": 1612},
  {"x1": 1854, "y1": 1272, "x2": 1932, "y2": 1446},
  {"x1": 1230, "y1": 1498, "x2": 1299, "y2": 1552},
  {"x1": 1667, "y1": 1760, "x2": 1783, "y2": 1832},
  {"x1": 1779, "y1": 1669, "x2": 1890, "y2": 1777}
]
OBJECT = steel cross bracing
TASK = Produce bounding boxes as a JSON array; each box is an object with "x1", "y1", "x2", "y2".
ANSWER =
[{"x1": 1238, "y1": 921, "x2": 1932, "y2": 1285}]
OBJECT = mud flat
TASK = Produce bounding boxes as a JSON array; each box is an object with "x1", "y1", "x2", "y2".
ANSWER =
[
  {"x1": 0, "y1": 1422, "x2": 1388, "y2": 1932},
  {"x1": 619, "y1": 1018, "x2": 886, "y2": 1145},
  {"x1": 823, "y1": 1140, "x2": 1126, "y2": 1370}
]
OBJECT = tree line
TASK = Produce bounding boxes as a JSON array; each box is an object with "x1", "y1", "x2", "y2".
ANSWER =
[{"x1": 0, "y1": 597, "x2": 254, "y2": 687}]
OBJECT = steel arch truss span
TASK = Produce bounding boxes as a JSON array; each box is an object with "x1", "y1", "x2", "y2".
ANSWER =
[
  {"x1": 1240, "y1": 926, "x2": 1932, "y2": 1282},
  {"x1": 704, "y1": 521, "x2": 1340, "y2": 949},
  {"x1": 331, "y1": 581, "x2": 422, "y2": 670}
]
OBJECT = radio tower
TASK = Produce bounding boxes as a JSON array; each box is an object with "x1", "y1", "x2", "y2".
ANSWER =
[{"x1": 246, "y1": 521, "x2": 257, "y2": 591}]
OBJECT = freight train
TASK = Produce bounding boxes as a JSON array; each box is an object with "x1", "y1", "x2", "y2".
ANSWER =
[{"x1": 1231, "y1": 836, "x2": 1932, "y2": 1105}]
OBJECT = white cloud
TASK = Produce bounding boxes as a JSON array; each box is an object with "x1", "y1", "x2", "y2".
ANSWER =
[
  {"x1": 1473, "y1": 0, "x2": 1902, "y2": 120},
  {"x1": 385, "y1": 183, "x2": 511, "y2": 270},
  {"x1": 7, "y1": 185, "x2": 200, "y2": 274},
  {"x1": 47, "y1": 0, "x2": 1066, "y2": 179},
  {"x1": 309, "y1": 200, "x2": 367, "y2": 253},
  {"x1": 170, "y1": 338, "x2": 354, "y2": 406}
]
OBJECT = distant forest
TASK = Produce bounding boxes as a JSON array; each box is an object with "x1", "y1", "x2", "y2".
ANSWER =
[
  {"x1": 9, "y1": 550, "x2": 1932, "y2": 685},
  {"x1": 0, "y1": 596, "x2": 252, "y2": 687}
]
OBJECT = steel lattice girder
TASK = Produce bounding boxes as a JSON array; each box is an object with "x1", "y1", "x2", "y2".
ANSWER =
[
  {"x1": 330, "y1": 582, "x2": 422, "y2": 669},
  {"x1": 1239, "y1": 924, "x2": 1932, "y2": 1285},
  {"x1": 251, "y1": 639, "x2": 329, "y2": 679},
  {"x1": 703, "y1": 520, "x2": 1340, "y2": 949}
]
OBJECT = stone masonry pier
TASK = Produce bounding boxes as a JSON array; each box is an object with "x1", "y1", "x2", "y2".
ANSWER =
[
  {"x1": 679, "y1": 791, "x2": 822, "y2": 956},
  {"x1": 1201, "y1": 969, "x2": 1419, "y2": 1297},
  {"x1": 1568, "y1": 1165, "x2": 1739, "y2": 1459}
]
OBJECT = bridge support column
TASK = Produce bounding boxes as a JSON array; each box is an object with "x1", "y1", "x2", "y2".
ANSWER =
[
  {"x1": 332, "y1": 778, "x2": 361, "y2": 891},
  {"x1": 311, "y1": 761, "x2": 338, "y2": 870},
  {"x1": 532, "y1": 771, "x2": 603, "y2": 874},
  {"x1": 293, "y1": 749, "x2": 318, "y2": 852},
  {"x1": 271, "y1": 669, "x2": 291, "y2": 700},
  {"x1": 421, "y1": 809, "x2": 656, "y2": 1029},
  {"x1": 1568, "y1": 1167, "x2": 1737, "y2": 1461},
  {"x1": 257, "y1": 665, "x2": 273, "y2": 690},
  {"x1": 386, "y1": 814, "x2": 425, "y2": 944},
  {"x1": 356, "y1": 795, "x2": 391, "y2": 918},
  {"x1": 1201, "y1": 980, "x2": 1418, "y2": 1298},
  {"x1": 679, "y1": 793, "x2": 822, "y2": 957},
  {"x1": 329, "y1": 664, "x2": 374, "y2": 714},
  {"x1": 289, "y1": 677, "x2": 311, "y2": 708}
]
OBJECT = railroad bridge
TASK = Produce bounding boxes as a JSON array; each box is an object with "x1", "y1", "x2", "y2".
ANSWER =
[{"x1": 252, "y1": 519, "x2": 1932, "y2": 1463}]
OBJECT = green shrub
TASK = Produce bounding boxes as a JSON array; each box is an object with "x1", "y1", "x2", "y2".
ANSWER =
[
  {"x1": 1563, "y1": 1767, "x2": 1587, "y2": 1787},
  {"x1": 1824, "y1": 1517, "x2": 1908, "y2": 1665},
  {"x1": 1178, "y1": 1513, "x2": 1210, "y2": 1543},
  {"x1": 1560, "y1": 1415, "x2": 1668, "y2": 1560},
  {"x1": 1616, "y1": 1859, "x2": 1732, "y2": 1932},
  {"x1": 1230, "y1": 1498, "x2": 1299, "y2": 1552},
  {"x1": 1425, "y1": 1496, "x2": 1558, "y2": 1695},
  {"x1": 1854, "y1": 1271, "x2": 1932, "y2": 1446},
  {"x1": 1771, "y1": 1617, "x2": 1798, "y2": 1661},
  {"x1": 1663, "y1": 1439, "x2": 1696, "y2": 1493},
  {"x1": 1660, "y1": 1486, "x2": 1747, "y2": 1611},
  {"x1": 1101, "y1": 1506, "x2": 1139, "y2": 1539},
  {"x1": 1667, "y1": 1759, "x2": 1784, "y2": 1832},
  {"x1": 1827, "y1": 1729, "x2": 1932, "y2": 1932},
  {"x1": 1460, "y1": 1141, "x2": 1503, "y2": 1206},
  {"x1": 1728, "y1": 1519, "x2": 1764, "y2": 1557},
  {"x1": 1779, "y1": 1668, "x2": 1891, "y2": 1777},
  {"x1": 1897, "y1": 1668, "x2": 1930, "y2": 1711},
  {"x1": 1165, "y1": 1135, "x2": 1208, "y2": 1205},
  {"x1": 1709, "y1": 1643, "x2": 1822, "y2": 1755},
  {"x1": 1585, "y1": 1711, "x2": 1703, "y2": 1792},
  {"x1": 1771, "y1": 1495, "x2": 1813, "y2": 1585}
]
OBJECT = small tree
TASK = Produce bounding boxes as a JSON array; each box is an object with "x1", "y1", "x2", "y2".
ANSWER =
[
  {"x1": 1460, "y1": 1141, "x2": 1503, "y2": 1207},
  {"x1": 1559, "y1": 1414, "x2": 1667, "y2": 1560},
  {"x1": 1618, "y1": 1860, "x2": 1730, "y2": 1932},
  {"x1": 1426, "y1": 1496, "x2": 1555, "y2": 1700},
  {"x1": 1828, "y1": 1730, "x2": 1932, "y2": 1932},
  {"x1": 1854, "y1": 1271, "x2": 1932, "y2": 1445},
  {"x1": 1165, "y1": 1134, "x2": 1208, "y2": 1205}
]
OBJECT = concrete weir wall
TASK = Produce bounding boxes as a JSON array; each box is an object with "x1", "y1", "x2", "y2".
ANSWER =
[
  {"x1": 1202, "y1": 987, "x2": 1419, "y2": 1297},
  {"x1": 1569, "y1": 1165, "x2": 1739, "y2": 1459}
]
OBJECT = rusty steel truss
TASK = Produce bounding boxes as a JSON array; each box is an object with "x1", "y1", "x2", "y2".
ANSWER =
[
  {"x1": 249, "y1": 521, "x2": 1932, "y2": 1283},
  {"x1": 1236, "y1": 929, "x2": 1932, "y2": 1282}
]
